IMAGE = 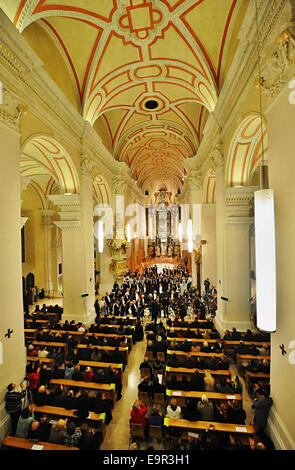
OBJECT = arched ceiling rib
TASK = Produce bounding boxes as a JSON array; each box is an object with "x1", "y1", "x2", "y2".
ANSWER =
[{"x1": 3, "y1": 0, "x2": 248, "y2": 194}]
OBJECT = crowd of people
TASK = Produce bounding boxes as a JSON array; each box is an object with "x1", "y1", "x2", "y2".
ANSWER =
[{"x1": 5, "y1": 264, "x2": 273, "y2": 451}]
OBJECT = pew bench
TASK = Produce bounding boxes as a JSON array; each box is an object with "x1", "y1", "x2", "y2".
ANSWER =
[
  {"x1": 65, "y1": 360, "x2": 123, "y2": 379},
  {"x1": 165, "y1": 366, "x2": 231, "y2": 382},
  {"x1": 49, "y1": 378, "x2": 116, "y2": 407},
  {"x1": 1, "y1": 435, "x2": 79, "y2": 451},
  {"x1": 32, "y1": 341, "x2": 68, "y2": 357},
  {"x1": 77, "y1": 344, "x2": 129, "y2": 366},
  {"x1": 244, "y1": 371, "x2": 270, "y2": 397},
  {"x1": 24, "y1": 329, "x2": 38, "y2": 341},
  {"x1": 32, "y1": 404, "x2": 106, "y2": 440},
  {"x1": 163, "y1": 417, "x2": 255, "y2": 443},
  {"x1": 165, "y1": 389, "x2": 243, "y2": 407},
  {"x1": 236, "y1": 354, "x2": 271, "y2": 375},
  {"x1": 27, "y1": 355, "x2": 55, "y2": 369}
]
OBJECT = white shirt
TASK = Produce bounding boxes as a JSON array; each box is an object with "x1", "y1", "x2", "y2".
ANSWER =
[{"x1": 166, "y1": 405, "x2": 182, "y2": 419}]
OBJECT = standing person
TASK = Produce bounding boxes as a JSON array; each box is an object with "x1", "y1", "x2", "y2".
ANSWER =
[
  {"x1": 151, "y1": 298, "x2": 160, "y2": 325},
  {"x1": 204, "y1": 278, "x2": 210, "y2": 294},
  {"x1": 5, "y1": 382, "x2": 26, "y2": 436},
  {"x1": 252, "y1": 389, "x2": 273, "y2": 440}
]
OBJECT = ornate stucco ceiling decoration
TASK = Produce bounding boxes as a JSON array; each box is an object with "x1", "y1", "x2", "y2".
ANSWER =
[
  {"x1": 3, "y1": 0, "x2": 246, "y2": 193},
  {"x1": 226, "y1": 114, "x2": 268, "y2": 187},
  {"x1": 92, "y1": 174, "x2": 111, "y2": 205},
  {"x1": 20, "y1": 135, "x2": 80, "y2": 207}
]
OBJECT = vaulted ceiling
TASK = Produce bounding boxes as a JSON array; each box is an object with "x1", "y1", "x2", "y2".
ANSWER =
[{"x1": 1, "y1": 0, "x2": 249, "y2": 194}]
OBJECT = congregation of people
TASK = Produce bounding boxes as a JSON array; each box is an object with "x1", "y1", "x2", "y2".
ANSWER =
[{"x1": 5, "y1": 264, "x2": 273, "y2": 451}]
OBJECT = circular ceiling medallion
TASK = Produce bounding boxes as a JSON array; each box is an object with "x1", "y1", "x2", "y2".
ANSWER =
[{"x1": 144, "y1": 99, "x2": 159, "y2": 110}]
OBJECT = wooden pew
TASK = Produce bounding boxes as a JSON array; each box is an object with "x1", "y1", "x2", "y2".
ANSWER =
[
  {"x1": 100, "y1": 316, "x2": 137, "y2": 326},
  {"x1": 77, "y1": 344, "x2": 129, "y2": 366},
  {"x1": 163, "y1": 418, "x2": 255, "y2": 439},
  {"x1": 167, "y1": 337, "x2": 222, "y2": 346},
  {"x1": 49, "y1": 378, "x2": 116, "y2": 407},
  {"x1": 166, "y1": 326, "x2": 213, "y2": 333},
  {"x1": 65, "y1": 360, "x2": 123, "y2": 379},
  {"x1": 165, "y1": 389, "x2": 242, "y2": 407},
  {"x1": 32, "y1": 404, "x2": 106, "y2": 439},
  {"x1": 32, "y1": 341, "x2": 68, "y2": 357},
  {"x1": 24, "y1": 329, "x2": 38, "y2": 341},
  {"x1": 223, "y1": 340, "x2": 270, "y2": 357},
  {"x1": 236, "y1": 354, "x2": 270, "y2": 375},
  {"x1": 87, "y1": 332, "x2": 133, "y2": 348},
  {"x1": 42, "y1": 330, "x2": 133, "y2": 348},
  {"x1": 25, "y1": 319, "x2": 49, "y2": 327},
  {"x1": 27, "y1": 355, "x2": 55, "y2": 369},
  {"x1": 167, "y1": 350, "x2": 226, "y2": 359},
  {"x1": 244, "y1": 371, "x2": 270, "y2": 397},
  {"x1": 165, "y1": 366, "x2": 231, "y2": 382},
  {"x1": 1, "y1": 435, "x2": 79, "y2": 450}
]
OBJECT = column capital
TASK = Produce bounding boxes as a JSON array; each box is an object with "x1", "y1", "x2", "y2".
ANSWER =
[
  {"x1": 0, "y1": 88, "x2": 28, "y2": 132},
  {"x1": 48, "y1": 193, "x2": 81, "y2": 210},
  {"x1": 54, "y1": 220, "x2": 81, "y2": 231},
  {"x1": 225, "y1": 186, "x2": 258, "y2": 222},
  {"x1": 112, "y1": 174, "x2": 127, "y2": 194},
  {"x1": 20, "y1": 175, "x2": 31, "y2": 192},
  {"x1": 80, "y1": 154, "x2": 94, "y2": 179},
  {"x1": 48, "y1": 194, "x2": 81, "y2": 226},
  {"x1": 209, "y1": 141, "x2": 224, "y2": 170},
  {"x1": 39, "y1": 209, "x2": 55, "y2": 228}
]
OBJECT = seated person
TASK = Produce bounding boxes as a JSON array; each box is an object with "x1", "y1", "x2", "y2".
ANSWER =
[
  {"x1": 216, "y1": 377, "x2": 235, "y2": 394},
  {"x1": 28, "y1": 415, "x2": 51, "y2": 442},
  {"x1": 147, "y1": 405, "x2": 164, "y2": 432},
  {"x1": 63, "y1": 420, "x2": 82, "y2": 447},
  {"x1": 182, "y1": 398, "x2": 200, "y2": 421},
  {"x1": 166, "y1": 398, "x2": 182, "y2": 419},
  {"x1": 48, "y1": 419, "x2": 67, "y2": 444},
  {"x1": 227, "y1": 399, "x2": 246, "y2": 424},
  {"x1": 34, "y1": 385, "x2": 53, "y2": 406},
  {"x1": 130, "y1": 399, "x2": 148, "y2": 429},
  {"x1": 197, "y1": 395, "x2": 214, "y2": 421},
  {"x1": 138, "y1": 377, "x2": 151, "y2": 394},
  {"x1": 15, "y1": 406, "x2": 35, "y2": 438},
  {"x1": 190, "y1": 370, "x2": 204, "y2": 392}
]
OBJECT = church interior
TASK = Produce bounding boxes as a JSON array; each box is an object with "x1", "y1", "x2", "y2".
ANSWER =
[{"x1": 0, "y1": 0, "x2": 295, "y2": 453}]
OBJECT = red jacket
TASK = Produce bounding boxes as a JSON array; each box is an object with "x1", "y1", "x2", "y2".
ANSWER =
[
  {"x1": 131, "y1": 404, "x2": 147, "y2": 427},
  {"x1": 27, "y1": 371, "x2": 39, "y2": 390}
]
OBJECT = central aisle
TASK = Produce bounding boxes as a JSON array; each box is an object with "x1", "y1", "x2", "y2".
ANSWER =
[{"x1": 99, "y1": 319, "x2": 148, "y2": 450}]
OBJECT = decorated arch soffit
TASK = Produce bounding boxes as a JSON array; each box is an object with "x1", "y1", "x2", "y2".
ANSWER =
[
  {"x1": 226, "y1": 114, "x2": 268, "y2": 187},
  {"x1": 20, "y1": 135, "x2": 80, "y2": 208},
  {"x1": 4, "y1": 0, "x2": 246, "y2": 192},
  {"x1": 203, "y1": 168, "x2": 216, "y2": 204},
  {"x1": 92, "y1": 174, "x2": 111, "y2": 206}
]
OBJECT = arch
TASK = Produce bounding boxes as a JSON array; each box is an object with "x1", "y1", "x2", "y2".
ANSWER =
[
  {"x1": 226, "y1": 114, "x2": 268, "y2": 187},
  {"x1": 92, "y1": 174, "x2": 111, "y2": 206},
  {"x1": 20, "y1": 135, "x2": 80, "y2": 198},
  {"x1": 203, "y1": 169, "x2": 216, "y2": 204},
  {"x1": 26, "y1": 272, "x2": 35, "y2": 290}
]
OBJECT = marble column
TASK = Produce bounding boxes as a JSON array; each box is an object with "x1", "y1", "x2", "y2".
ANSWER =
[
  {"x1": 222, "y1": 186, "x2": 256, "y2": 332},
  {"x1": 0, "y1": 99, "x2": 26, "y2": 441},
  {"x1": 98, "y1": 244, "x2": 115, "y2": 295},
  {"x1": 80, "y1": 157, "x2": 96, "y2": 321},
  {"x1": 201, "y1": 203, "x2": 217, "y2": 286},
  {"x1": 187, "y1": 173, "x2": 202, "y2": 288},
  {"x1": 40, "y1": 209, "x2": 55, "y2": 297},
  {"x1": 48, "y1": 194, "x2": 95, "y2": 325},
  {"x1": 213, "y1": 147, "x2": 227, "y2": 331}
]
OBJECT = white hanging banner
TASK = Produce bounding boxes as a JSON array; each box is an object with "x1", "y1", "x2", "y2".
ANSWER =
[{"x1": 254, "y1": 189, "x2": 276, "y2": 332}]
